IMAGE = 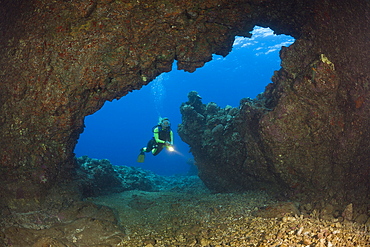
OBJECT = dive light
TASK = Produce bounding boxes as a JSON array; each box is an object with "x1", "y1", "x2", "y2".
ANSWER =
[{"x1": 167, "y1": 145, "x2": 175, "y2": 152}]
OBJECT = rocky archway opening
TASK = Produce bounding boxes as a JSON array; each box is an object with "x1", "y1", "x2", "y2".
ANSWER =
[
  {"x1": 1, "y1": 0, "x2": 369, "y2": 245},
  {"x1": 74, "y1": 26, "x2": 294, "y2": 177},
  {"x1": 0, "y1": 0, "x2": 368, "y2": 215}
]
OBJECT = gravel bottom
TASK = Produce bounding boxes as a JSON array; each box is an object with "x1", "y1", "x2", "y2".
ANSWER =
[{"x1": 88, "y1": 190, "x2": 370, "y2": 247}]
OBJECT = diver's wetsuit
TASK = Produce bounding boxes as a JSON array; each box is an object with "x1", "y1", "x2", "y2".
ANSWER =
[{"x1": 145, "y1": 125, "x2": 173, "y2": 156}]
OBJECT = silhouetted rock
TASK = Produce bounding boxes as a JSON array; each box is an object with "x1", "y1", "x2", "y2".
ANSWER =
[{"x1": 75, "y1": 156, "x2": 208, "y2": 197}]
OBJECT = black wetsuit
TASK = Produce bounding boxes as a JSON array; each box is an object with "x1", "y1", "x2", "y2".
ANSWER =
[{"x1": 145, "y1": 125, "x2": 172, "y2": 156}]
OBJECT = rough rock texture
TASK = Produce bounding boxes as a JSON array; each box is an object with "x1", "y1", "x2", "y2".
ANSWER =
[
  {"x1": 76, "y1": 156, "x2": 124, "y2": 197},
  {"x1": 75, "y1": 156, "x2": 209, "y2": 197},
  {"x1": 177, "y1": 0, "x2": 370, "y2": 205},
  {"x1": 0, "y1": 0, "x2": 369, "y2": 212},
  {"x1": 1, "y1": 157, "x2": 209, "y2": 246},
  {"x1": 2, "y1": 201, "x2": 125, "y2": 246},
  {"x1": 179, "y1": 92, "x2": 275, "y2": 192},
  {"x1": 74, "y1": 191, "x2": 370, "y2": 246},
  {"x1": 4, "y1": 190, "x2": 370, "y2": 246}
]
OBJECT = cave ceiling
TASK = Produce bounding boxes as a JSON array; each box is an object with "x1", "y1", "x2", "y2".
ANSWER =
[{"x1": 0, "y1": 0, "x2": 369, "y2": 210}]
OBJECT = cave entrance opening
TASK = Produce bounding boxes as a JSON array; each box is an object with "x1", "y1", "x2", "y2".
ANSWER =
[{"x1": 74, "y1": 26, "x2": 294, "y2": 176}]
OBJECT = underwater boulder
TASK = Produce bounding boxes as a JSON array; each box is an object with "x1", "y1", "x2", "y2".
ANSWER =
[
  {"x1": 76, "y1": 156, "x2": 124, "y2": 197},
  {"x1": 75, "y1": 156, "x2": 208, "y2": 196},
  {"x1": 179, "y1": 91, "x2": 277, "y2": 192}
]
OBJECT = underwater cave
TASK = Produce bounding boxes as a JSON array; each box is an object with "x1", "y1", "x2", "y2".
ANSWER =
[
  {"x1": 0, "y1": 0, "x2": 369, "y2": 245},
  {"x1": 74, "y1": 26, "x2": 294, "y2": 176}
]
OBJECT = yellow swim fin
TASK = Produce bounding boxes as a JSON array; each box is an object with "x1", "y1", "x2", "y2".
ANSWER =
[{"x1": 137, "y1": 153, "x2": 145, "y2": 163}]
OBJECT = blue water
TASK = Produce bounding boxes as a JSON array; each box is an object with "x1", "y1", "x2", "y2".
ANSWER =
[{"x1": 74, "y1": 27, "x2": 294, "y2": 176}]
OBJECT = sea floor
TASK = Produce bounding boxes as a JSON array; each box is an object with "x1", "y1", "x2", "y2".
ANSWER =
[
  {"x1": 2, "y1": 178, "x2": 369, "y2": 246},
  {"x1": 88, "y1": 190, "x2": 370, "y2": 246}
]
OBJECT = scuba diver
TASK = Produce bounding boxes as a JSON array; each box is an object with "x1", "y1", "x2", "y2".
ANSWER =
[{"x1": 137, "y1": 117, "x2": 174, "y2": 163}]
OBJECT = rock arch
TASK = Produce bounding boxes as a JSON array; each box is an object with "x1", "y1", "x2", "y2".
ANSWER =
[{"x1": 0, "y1": 0, "x2": 369, "y2": 210}]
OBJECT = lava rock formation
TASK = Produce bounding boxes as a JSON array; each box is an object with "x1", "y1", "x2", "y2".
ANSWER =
[
  {"x1": 75, "y1": 156, "x2": 208, "y2": 197},
  {"x1": 0, "y1": 0, "x2": 369, "y2": 212}
]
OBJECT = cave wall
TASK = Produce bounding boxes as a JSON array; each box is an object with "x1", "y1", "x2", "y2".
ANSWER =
[
  {"x1": 0, "y1": 0, "x2": 368, "y2": 210},
  {"x1": 178, "y1": 0, "x2": 370, "y2": 204}
]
